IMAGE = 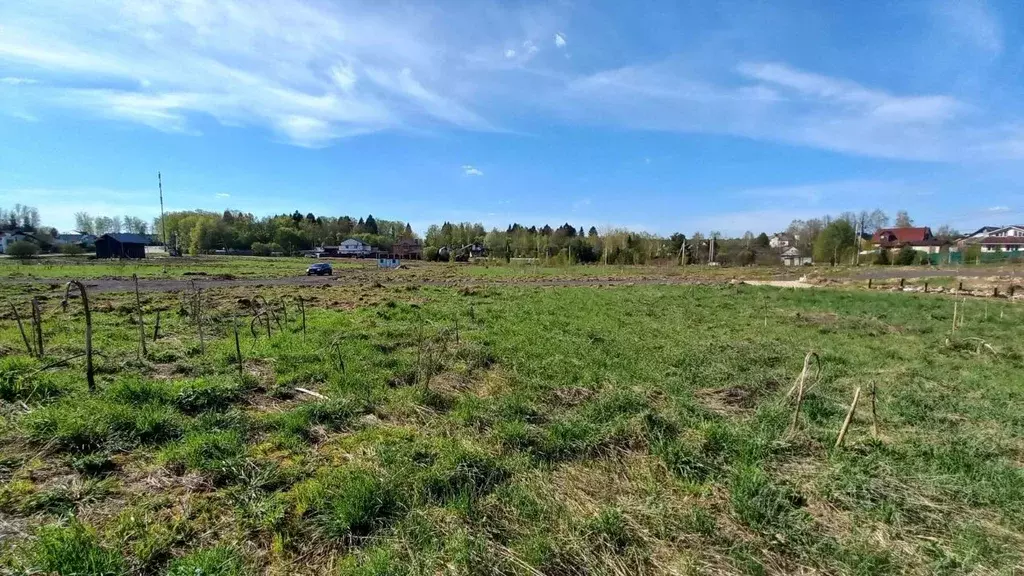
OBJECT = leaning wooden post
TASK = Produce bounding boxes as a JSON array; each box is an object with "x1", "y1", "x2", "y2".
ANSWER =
[
  {"x1": 952, "y1": 300, "x2": 959, "y2": 333},
  {"x1": 30, "y1": 298, "x2": 43, "y2": 359},
  {"x1": 870, "y1": 382, "x2": 879, "y2": 438},
  {"x1": 153, "y1": 311, "x2": 161, "y2": 341},
  {"x1": 788, "y1": 352, "x2": 819, "y2": 432},
  {"x1": 62, "y1": 281, "x2": 95, "y2": 392},
  {"x1": 196, "y1": 288, "x2": 205, "y2": 356},
  {"x1": 280, "y1": 299, "x2": 288, "y2": 330},
  {"x1": 132, "y1": 274, "x2": 147, "y2": 358},
  {"x1": 9, "y1": 302, "x2": 33, "y2": 355},
  {"x1": 298, "y1": 296, "x2": 306, "y2": 340},
  {"x1": 233, "y1": 315, "x2": 243, "y2": 377},
  {"x1": 835, "y1": 386, "x2": 862, "y2": 448}
]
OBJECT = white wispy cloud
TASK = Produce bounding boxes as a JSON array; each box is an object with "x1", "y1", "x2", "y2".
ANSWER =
[
  {"x1": 559, "y1": 59, "x2": 1021, "y2": 161},
  {"x1": 0, "y1": 77, "x2": 37, "y2": 85},
  {"x1": 933, "y1": 0, "x2": 1002, "y2": 54},
  {"x1": 985, "y1": 205, "x2": 1010, "y2": 213},
  {"x1": 0, "y1": 0, "x2": 504, "y2": 146},
  {"x1": 504, "y1": 49, "x2": 516, "y2": 59},
  {"x1": 463, "y1": 165, "x2": 484, "y2": 176},
  {"x1": 554, "y1": 33, "x2": 567, "y2": 48},
  {"x1": 216, "y1": 193, "x2": 231, "y2": 198},
  {"x1": 738, "y1": 180, "x2": 922, "y2": 203}
]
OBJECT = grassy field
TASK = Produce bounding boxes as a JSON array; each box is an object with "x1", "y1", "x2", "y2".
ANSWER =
[
  {"x1": 0, "y1": 256, "x2": 338, "y2": 280},
  {"x1": 1, "y1": 267, "x2": 1023, "y2": 574},
  {"x1": 0, "y1": 255, "x2": 777, "y2": 283}
]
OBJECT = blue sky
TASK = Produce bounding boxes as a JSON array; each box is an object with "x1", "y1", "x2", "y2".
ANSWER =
[{"x1": 1, "y1": 0, "x2": 1022, "y2": 236}]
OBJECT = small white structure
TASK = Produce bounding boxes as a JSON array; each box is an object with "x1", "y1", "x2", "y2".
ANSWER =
[
  {"x1": 770, "y1": 233, "x2": 795, "y2": 249},
  {"x1": 337, "y1": 238, "x2": 374, "y2": 257},
  {"x1": 781, "y1": 247, "x2": 811, "y2": 266},
  {"x1": 962, "y1": 225, "x2": 1024, "y2": 253},
  {"x1": 0, "y1": 231, "x2": 33, "y2": 254}
]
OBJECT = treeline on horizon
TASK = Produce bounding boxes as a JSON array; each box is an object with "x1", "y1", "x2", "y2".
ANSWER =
[{"x1": 5, "y1": 205, "x2": 961, "y2": 265}]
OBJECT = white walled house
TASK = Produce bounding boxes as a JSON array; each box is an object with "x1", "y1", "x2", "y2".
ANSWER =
[
  {"x1": 769, "y1": 233, "x2": 795, "y2": 249},
  {"x1": 781, "y1": 247, "x2": 811, "y2": 266},
  {"x1": 0, "y1": 231, "x2": 34, "y2": 254},
  {"x1": 337, "y1": 238, "x2": 374, "y2": 257},
  {"x1": 962, "y1": 225, "x2": 1024, "y2": 252}
]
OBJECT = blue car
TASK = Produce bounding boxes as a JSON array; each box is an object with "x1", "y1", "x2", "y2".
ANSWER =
[{"x1": 306, "y1": 262, "x2": 333, "y2": 276}]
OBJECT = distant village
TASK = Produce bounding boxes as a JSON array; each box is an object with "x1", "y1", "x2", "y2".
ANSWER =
[{"x1": 0, "y1": 202, "x2": 1021, "y2": 266}]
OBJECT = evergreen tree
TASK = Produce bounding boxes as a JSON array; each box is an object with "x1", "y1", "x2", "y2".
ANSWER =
[{"x1": 364, "y1": 214, "x2": 379, "y2": 235}]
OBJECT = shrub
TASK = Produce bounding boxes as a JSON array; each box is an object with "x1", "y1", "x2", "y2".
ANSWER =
[
  {"x1": 894, "y1": 246, "x2": 918, "y2": 266},
  {"x1": 159, "y1": 429, "x2": 246, "y2": 483},
  {"x1": 424, "y1": 246, "x2": 439, "y2": 262},
  {"x1": 6, "y1": 240, "x2": 40, "y2": 259},
  {"x1": 0, "y1": 357, "x2": 65, "y2": 402},
  {"x1": 290, "y1": 467, "x2": 398, "y2": 539},
  {"x1": 167, "y1": 547, "x2": 244, "y2": 576},
  {"x1": 251, "y1": 242, "x2": 273, "y2": 256},
  {"x1": 268, "y1": 398, "x2": 370, "y2": 441},
  {"x1": 60, "y1": 243, "x2": 86, "y2": 256},
  {"x1": 18, "y1": 518, "x2": 126, "y2": 575},
  {"x1": 730, "y1": 465, "x2": 808, "y2": 534},
  {"x1": 874, "y1": 250, "x2": 890, "y2": 265},
  {"x1": 25, "y1": 399, "x2": 182, "y2": 453},
  {"x1": 105, "y1": 378, "x2": 172, "y2": 406},
  {"x1": 172, "y1": 378, "x2": 243, "y2": 414}
]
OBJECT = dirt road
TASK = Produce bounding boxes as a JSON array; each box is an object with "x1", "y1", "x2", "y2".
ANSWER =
[
  {"x1": 2, "y1": 265, "x2": 1019, "y2": 294},
  {"x1": 0, "y1": 274, "x2": 721, "y2": 294}
]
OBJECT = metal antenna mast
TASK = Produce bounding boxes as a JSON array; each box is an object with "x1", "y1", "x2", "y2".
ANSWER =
[{"x1": 158, "y1": 172, "x2": 167, "y2": 249}]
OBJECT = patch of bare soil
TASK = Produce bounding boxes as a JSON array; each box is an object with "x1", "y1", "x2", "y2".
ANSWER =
[{"x1": 696, "y1": 379, "x2": 780, "y2": 414}]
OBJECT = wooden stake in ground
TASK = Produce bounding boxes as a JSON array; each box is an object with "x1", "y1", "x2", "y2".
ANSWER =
[
  {"x1": 196, "y1": 288, "x2": 205, "y2": 356},
  {"x1": 132, "y1": 274, "x2": 147, "y2": 359},
  {"x1": 233, "y1": 315, "x2": 243, "y2": 377},
  {"x1": 298, "y1": 296, "x2": 306, "y2": 340},
  {"x1": 62, "y1": 281, "x2": 95, "y2": 393},
  {"x1": 788, "y1": 351, "x2": 820, "y2": 433},
  {"x1": 835, "y1": 386, "x2": 862, "y2": 448},
  {"x1": 9, "y1": 301, "x2": 33, "y2": 355},
  {"x1": 30, "y1": 298, "x2": 43, "y2": 359},
  {"x1": 153, "y1": 311, "x2": 161, "y2": 341},
  {"x1": 952, "y1": 299, "x2": 959, "y2": 333},
  {"x1": 870, "y1": 382, "x2": 879, "y2": 438}
]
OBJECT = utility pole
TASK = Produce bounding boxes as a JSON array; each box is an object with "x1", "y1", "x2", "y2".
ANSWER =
[
  {"x1": 158, "y1": 172, "x2": 167, "y2": 249},
  {"x1": 855, "y1": 215, "x2": 863, "y2": 266}
]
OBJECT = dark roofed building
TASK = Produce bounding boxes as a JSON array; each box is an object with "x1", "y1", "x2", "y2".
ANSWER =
[
  {"x1": 873, "y1": 227, "x2": 936, "y2": 248},
  {"x1": 96, "y1": 233, "x2": 150, "y2": 259}
]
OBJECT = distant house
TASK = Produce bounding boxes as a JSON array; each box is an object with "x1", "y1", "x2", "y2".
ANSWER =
[
  {"x1": 873, "y1": 227, "x2": 944, "y2": 254},
  {"x1": 0, "y1": 230, "x2": 37, "y2": 254},
  {"x1": 96, "y1": 233, "x2": 150, "y2": 259},
  {"x1": 56, "y1": 234, "x2": 97, "y2": 248},
  {"x1": 769, "y1": 233, "x2": 795, "y2": 249},
  {"x1": 781, "y1": 247, "x2": 811, "y2": 266},
  {"x1": 465, "y1": 243, "x2": 486, "y2": 258},
  {"x1": 337, "y1": 238, "x2": 374, "y2": 258},
  {"x1": 961, "y1": 225, "x2": 1024, "y2": 253},
  {"x1": 390, "y1": 238, "x2": 423, "y2": 259}
]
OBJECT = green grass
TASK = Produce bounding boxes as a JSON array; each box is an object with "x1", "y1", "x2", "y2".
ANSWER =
[
  {"x1": 1, "y1": 267, "x2": 1023, "y2": 574},
  {"x1": 0, "y1": 255, "x2": 361, "y2": 279}
]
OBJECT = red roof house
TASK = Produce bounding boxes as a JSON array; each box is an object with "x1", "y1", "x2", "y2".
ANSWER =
[{"x1": 873, "y1": 227, "x2": 937, "y2": 248}]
